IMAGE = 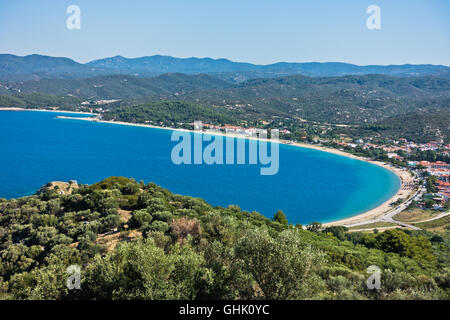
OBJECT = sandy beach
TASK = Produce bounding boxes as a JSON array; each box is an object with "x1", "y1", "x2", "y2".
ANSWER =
[
  {"x1": 286, "y1": 142, "x2": 415, "y2": 226},
  {"x1": 1, "y1": 108, "x2": 414, "y2": 225},
  {"x1": 53, "y1": 114, "x2": 415, "y2": 226},
  {"x1": 28, "y1": 109, "x2": 96, "y2": 115},
  {"x1": 0, "y1": 107, "x2": 28, "y2": 111},
  {"x1": 0, "y1": 107, "x2": 95, "y2": 115}
]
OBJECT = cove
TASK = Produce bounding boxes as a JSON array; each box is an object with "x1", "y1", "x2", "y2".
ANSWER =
[{"x1": 0, "y1": 111, "x2": 400, "y2": 224}]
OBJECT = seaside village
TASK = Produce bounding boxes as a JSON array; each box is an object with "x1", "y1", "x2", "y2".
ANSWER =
[
  {"x1": 332, "y1": 138, "x2": 450, "y2": 211},
  {"x1": 192, "y1": 122, "x2": 291, "y2": 137},
  {"x1": 409, "y1": 160, "x2": 450, "y2": 209}
]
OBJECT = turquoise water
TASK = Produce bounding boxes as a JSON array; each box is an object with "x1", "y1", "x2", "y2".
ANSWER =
[{"x1": 0, "y1": 111, "x2": 400, "y2": 224}]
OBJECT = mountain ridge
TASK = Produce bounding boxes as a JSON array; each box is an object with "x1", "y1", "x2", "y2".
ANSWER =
[{"x1": 1, "y1": 53, "x2": 449, "y2": 82}]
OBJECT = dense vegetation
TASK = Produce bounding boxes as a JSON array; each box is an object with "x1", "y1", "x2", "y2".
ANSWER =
[
  {"x1": 176, "y1": 74, "x2": 450, "y2": 124},
  {"x1": 335, "y1": 109, "x2": 450, "y2": 143},
  {"x1": 0, "y1": 93, "x2": 81, "y2": 110},
  {"x1": 0, "y1": 177, "x2": 448, "y2": 300},
  {"x1": 1, "y1": 74, "x2": 231, "y2": 99},
  {"x1": 101, "y1": 101, "x2": 239, "y2": 127},
  {"x1": 0, "y1": 54, "x2": 99, "y2": 82}
]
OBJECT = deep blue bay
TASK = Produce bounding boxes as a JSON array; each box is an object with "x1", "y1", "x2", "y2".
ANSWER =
[{"x1": 0, "y1": 111, "x2": 400, "y2": 224}]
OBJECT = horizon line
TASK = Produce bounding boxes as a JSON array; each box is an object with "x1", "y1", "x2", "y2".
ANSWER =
[{"x1": 2, "y1": 52, "x2": 449, "y2": 68}]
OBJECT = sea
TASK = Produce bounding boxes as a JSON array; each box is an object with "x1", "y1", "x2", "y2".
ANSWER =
[{"x1": 0, "y1": 110, "x2": 400, "y2": 224}]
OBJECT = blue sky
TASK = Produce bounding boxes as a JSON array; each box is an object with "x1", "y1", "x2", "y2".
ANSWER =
[{"x1": 0, "y1": 0, "x2": 449, "y2": 66}]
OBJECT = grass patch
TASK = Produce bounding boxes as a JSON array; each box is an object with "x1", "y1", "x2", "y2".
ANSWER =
[
  {"x1": 348, "y1": 221, "x2": 398, "y2": 230},
  {"x1": 414, "y1": 215, "x2": 450, "y2": 233},
  {"x1": 96, "y1": 230, "x2": 142, "y2": 253},
  {"x1": 394, "y1": 208, "x2": 436, "y2": 223}
]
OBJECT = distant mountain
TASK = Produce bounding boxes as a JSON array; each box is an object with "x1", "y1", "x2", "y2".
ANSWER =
[
  {"x1": 86, "y1": 55, "x2": 257, "y2": 74},
  {"x1": 1, "y1": 54, "x2": 449, "y2": 82},
  {"x1": 86, "y1": 56, "x2": 450, "y2": 81},
  {"x1": 0, "y1": 54, "x2": 96, "y2": 81},
  {"x1": 213, "y1": 64, "x2": 450, "y2": 83}
]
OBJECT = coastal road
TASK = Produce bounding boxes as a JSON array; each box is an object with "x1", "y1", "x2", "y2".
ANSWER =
[
  {"x1": 345, "y1": 186, "x2": 425, "y2": 230},
  {"x1": 379, "y1": 187, "x2": 424, "y2": 230}
]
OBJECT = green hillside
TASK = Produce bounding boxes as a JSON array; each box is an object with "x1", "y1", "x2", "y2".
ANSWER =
[
  {"x1": 0, "y1": 177, "x2": 448, "y2": 300},
  {"x1": 177, "y1": 74, "x2": 450, "y2": 124},
  {"x1": 0, "y1": 93, "x2": 81, "y2": 110},
  {"x1": 1, "y1": 73, "x2": 449, "y2": 143},
  {"x1": 101, "y1": 101, "x2": 239, "y2": 127},
  {"x1": 337, "y1": 109, "x2": 450, "y2": 143},
  {"x1": 2, "y1": 73, "x2": 231, "y2": 99}
]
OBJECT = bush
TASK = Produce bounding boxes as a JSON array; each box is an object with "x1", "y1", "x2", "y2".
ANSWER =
[
  {"x1": 152, "y1": 211, "x2": 172, "y2": 223},
  {"x1": 172, "y1": 217, "x2": 201, "y2": 243},
  {"x1": 150, "y1": 221, "x2": 170, "y2": 234},
  {"x1": 128, "y1": 209, "x2": 152, "y2": 228},
  {"x1": 235, "y1": 229, "x2": 326, "y2": 299}
]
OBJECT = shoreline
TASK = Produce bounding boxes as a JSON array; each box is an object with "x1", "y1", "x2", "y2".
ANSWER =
[
  {"x1": 55, "y1": 114, "x2": 412, "y2": 226},
  {"x1": 0, "y1": 107, "x2": 95, "y2": 115},
  {"x1": 1, "y1": 108, "x2": 411, "y2": 226},
  {"x1": 288, "y1": 143, "x2": 412, "y2": 226}
]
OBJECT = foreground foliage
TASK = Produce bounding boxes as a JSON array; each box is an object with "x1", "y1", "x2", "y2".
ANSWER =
[{"x1": 0, "y1": 177, "x2": 448, "y2": 300}]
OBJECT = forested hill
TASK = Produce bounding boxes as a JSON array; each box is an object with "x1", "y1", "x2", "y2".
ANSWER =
[
  {"x1": 340, "y1": 109, "x2": 450, "y2": 144},
  {"x1": 1, "y1": 72, "x2": 449, "y2": 142},
  {"x1": 3, "y1": 74, "x2": 449, "y2": 122},
  {"x1": 0, "y1": 54, "x2": 101, "y2": 82},
  {"x1": 176, "y1": 74, "x2": 450, "y2": 124},
  {"x1": 0, "y1": 93, "x2": 82, "y2": 110},
  {"x1": 0, "y1": 177, "x2": 448, "y2": 300},
  {"x1": 1, "y1": 73, "x2": 232, "y2": 100}
]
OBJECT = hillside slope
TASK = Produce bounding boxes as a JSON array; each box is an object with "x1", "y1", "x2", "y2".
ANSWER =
[
  {"x1": 2, "y1": 73, "x2": 232, "y2": 99},
  {"x1": 0, "y1": 177, "x2": 448, "y2": 300}
]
